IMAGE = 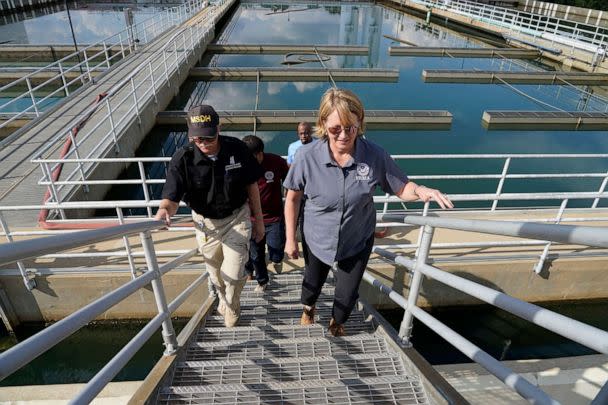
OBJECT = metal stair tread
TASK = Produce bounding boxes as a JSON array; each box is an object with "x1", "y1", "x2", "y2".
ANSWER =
[
  {"x1": 171, "y1": 354, "x2": 408, "y2": 386},
  {"x1": 225, "y1": 303, "x2": 335, "y2": 315},
  {"x1": 178, "y1": 352, "x2": 406, "y2": 367},
  {"x1": 158, "y1": 375, "x2": 427, "y2": 404},
  {"x1": 204, "y1": 310, "x2": 366, "y2": 327},
  {"x1": 185, "y1": 334, "x2": 390, "y2": 361},
  {"x1": 195, "y1": 322, "x2": 376, "y2": 341},
  {"x1": 238, "y1": 294, "x2": 335, "y2": 305}
]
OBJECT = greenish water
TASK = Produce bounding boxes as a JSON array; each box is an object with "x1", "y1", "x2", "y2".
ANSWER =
[
  {"x1": 380, "y1": 299, "x2": 608, "y2": 365},
  {"x1": 0, "y1": 319, "x2": 186, "y2": 387}
]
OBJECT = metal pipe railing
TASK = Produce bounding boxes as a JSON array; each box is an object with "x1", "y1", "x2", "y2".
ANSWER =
[
  {"x1": 366, "y1": 213, "x2": 608, "y2": 403},
  {"x1": 378, "y1": 213, "x2": 608, "y2": 248},
  {"x1": 362, "y1": 259, "x2": 559, "y2": 405},
  {"x1": 29, "y1": 152, "x2": 608, "y2": 215},
  {"x1": 26, "y1": 5, "x2": 223, "y2": 203},
  {"x1": 0, "y1": 0, "x2": 209, "y2": 132},
  {"x1": 0, "y1": 220, "x2": 165, "y2": 267},
  {"x1": 412, "y1": 0, "x2": 607, "y2": 51},
  {"x1": 0, "y1": 219, "x2": 204, "y2": 405}
]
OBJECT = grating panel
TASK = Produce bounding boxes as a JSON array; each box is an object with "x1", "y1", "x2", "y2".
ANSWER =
[
  {"x1": 204, "y1": 310, "x2": 366, "y2": 327},
  {"x1": 186, "y1": 335, "x2": 387, "y2": 361},
  {"x1": 172, "y1": 354, "x2": 406, "y2": 385},
  {"x1": 157, "y1": 270, "x2": 430, "y2": 405},
  {"x1": 196, "y1": 322, "x2": 375, "y2": 342},
  {"x1": 239, "y1": 293, "x2": 335, "y2": 306},
  {"x1": 158, "y1": 376, "x2": 427, "y2": 404}
]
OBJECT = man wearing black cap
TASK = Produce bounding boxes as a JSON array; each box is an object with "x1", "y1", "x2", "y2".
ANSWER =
[{"x1": 155, "y1": 104, "x2": 265, "y2": 328}]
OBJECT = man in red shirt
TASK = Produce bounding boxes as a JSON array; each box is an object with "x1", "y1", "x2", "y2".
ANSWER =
[{"x1": 242, "y1": 135, "x2": 290, "y2": 292}]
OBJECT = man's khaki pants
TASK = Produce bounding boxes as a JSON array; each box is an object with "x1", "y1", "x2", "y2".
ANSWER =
[{"x1": 192, "y1": 204, "x2": 251, "y2": 322}]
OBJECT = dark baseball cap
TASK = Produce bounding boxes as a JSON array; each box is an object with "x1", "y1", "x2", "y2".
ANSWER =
[{"x1": 187, "y1": 105, "x2": 219, "y2": 139}]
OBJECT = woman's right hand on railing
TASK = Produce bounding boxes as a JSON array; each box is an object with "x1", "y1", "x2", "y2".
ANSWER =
[{"x1": 154, "y1": 208, "x2": 172, "y2": 226}]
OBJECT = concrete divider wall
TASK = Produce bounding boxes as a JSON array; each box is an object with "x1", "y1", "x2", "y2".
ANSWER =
[
  {"x1": 0, "y1": 270, "x2": 209, "y2": 322},
  {"x1": 381, "y1": 0, "x2": 608, "y2": 73},
  {"x1": 1, "y1": 255, "x2": 606, "y2": 322}
]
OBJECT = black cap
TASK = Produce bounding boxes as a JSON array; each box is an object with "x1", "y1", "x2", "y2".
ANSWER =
[{"x1": 187, "y1": 105, "x2": 219, "y2": 139}]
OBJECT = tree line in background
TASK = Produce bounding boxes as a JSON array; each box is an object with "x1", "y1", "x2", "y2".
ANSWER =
[{"x1": 542, "y1": 0, "x2": 608, "y2": 11}]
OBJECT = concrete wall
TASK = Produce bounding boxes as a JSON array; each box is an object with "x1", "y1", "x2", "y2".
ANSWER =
[
  {"x1": 0, "y1": 270, "x2": 209, "y2": 322},
  {"x1": 1, "y1": 254, "x2": 606, "y2": 322}
]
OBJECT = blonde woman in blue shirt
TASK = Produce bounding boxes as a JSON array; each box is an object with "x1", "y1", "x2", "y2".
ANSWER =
[{"x1": 283, "y1": 88, "x2": 453, "y2": 337}]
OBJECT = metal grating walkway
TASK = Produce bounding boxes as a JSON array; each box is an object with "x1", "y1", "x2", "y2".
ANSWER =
[{"x1": 155, "y1": 271, "x2": 430, "y2": 404}]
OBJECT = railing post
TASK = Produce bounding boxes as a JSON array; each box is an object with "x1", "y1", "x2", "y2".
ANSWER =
[
  {"x1": 399, "y1": 224, "x2": 434, "y2": 345},
  {"x1": 163, "y1": 49, "x2": 170, "y2": 86},
  {"x1": 414, "y1": 202, "x2": 430, "y2": 259},
  {"x1": 25, "y1": 77, "x2": 39, "y2": 117},
  {"x1": 117, "y1": 208, "x2": 137, "y2": 279},
  {"x1": 103, "y1": 41, "x2": 111, "y2": 69},
  {"x1": 41, "y1": 162, "x2": 66, "y2": 219},
  {"x1": 68, "y1": 130, "x2": 89, "y2": 193},
  {"x1": 140, "y1": 230, "x2": 178, "y2": 355},
  {"x1": 149, "y1": 62, "x2": 158, "y2": 104},
  {"x1": 138, "y1": 161, "x2": 153, "y2": 218},
  {"x1": 105, "y1": 98, "x2": 120, "y2": 153},
  {"x1": 0, "y1": 213, "x2": 36, "y2": 290},
  {"x1": 492, "y1": 157, "x2": 511, "y2": 211},
  {"x1": 592, "y1": 171, "x2": 608, "y2": 209},
  {"x1": 130, "y1": 77, "x2": 141, "y2": 126},
  {"x1": 57, "y1": 61, "x2": 70, "y2": 97},
  {"x1": 533, "y1": 199, "x2": 568, "y2": 275},
  {"x1": 118, "y1": 33, "x2": 126, "y2": 58},
  {"x1": 83, "y1": 49, "x2": 93, "y2": 83}
]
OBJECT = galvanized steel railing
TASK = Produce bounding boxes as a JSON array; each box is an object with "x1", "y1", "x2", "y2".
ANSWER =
[
  {"x1": 366, "y1": 213, "x2": 608, "y2": 405},
  {"x1": 30, "y1": 153, "x2": 608, "y2": 215},
  {"x1": 0, "y1": 0, "x2": 209, "y2": 132},
  {"x1": 25, "y1": 7, "x2": 222, "y2": 214},
  {"x1": 0, "y1": 219, "x2": 205, "y2": 405},
  {"x1": 408, "y1": 0, "x2": 608, "y2": 54}
]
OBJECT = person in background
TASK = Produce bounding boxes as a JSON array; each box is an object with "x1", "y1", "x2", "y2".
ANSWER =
[
  {"x1": 242, "y1": 135, "x2": 290, "y2": 292},
  {"x1": 283, "y1": 88, "x2": 453, "y2": 337},
  {"x1": 287, "y1": 122, "x2": 315, "y2": 166},
  {"x1": 155, "y1": 104, "x2": 265, "y2": 328}
]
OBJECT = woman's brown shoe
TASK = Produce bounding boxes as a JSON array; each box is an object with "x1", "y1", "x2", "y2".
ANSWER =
[
  {"x1": 300, "y1": 305, "x2": 315, "y2": 325},
  {"x1": 328, "y1": 318, "x2": 346, "y2": 337}
]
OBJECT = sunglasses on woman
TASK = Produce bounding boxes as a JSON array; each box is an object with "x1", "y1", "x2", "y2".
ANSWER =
[{"x1": 327, "y1": 125, "x2": 358, "y2": 136}]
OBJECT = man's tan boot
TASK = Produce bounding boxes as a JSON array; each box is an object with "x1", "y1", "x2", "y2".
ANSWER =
[
  {"x1": 328, "y1": 318, "x2": 345, "y2": 337},
  {"x1": 224, "y1": 307, "x2": 240, "y2": 327},
  {"x1": 300, "y1": 305, "x2": 315, "y2": 325}
]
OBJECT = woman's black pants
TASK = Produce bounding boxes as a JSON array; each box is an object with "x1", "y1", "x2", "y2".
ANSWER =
[{"x1": 301, "y1": 235, "x2": 374, "y2": 324}]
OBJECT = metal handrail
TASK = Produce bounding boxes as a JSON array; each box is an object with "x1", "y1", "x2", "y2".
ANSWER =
[
  {"x1": 0, "y1": 218, "x2": 205, "y2": 405},
  {"x1": 30, "y1": 153, "x2": 608, "y2": 214},
  {"x1": 410, "y1": 0, "x2": 608, "y2": 52},
  {"x1": 28, "y1": 0, "x2": 228, "y2": 206},
  {"x1": 0, "y1": 0, "x2": 208, "y2": 131},
  {"x1": 378, "y1": 213, "x2": 608, "y2": 247},
  {"x1": 364, "y1": 214, "x2": 608, "y2": 404}
]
